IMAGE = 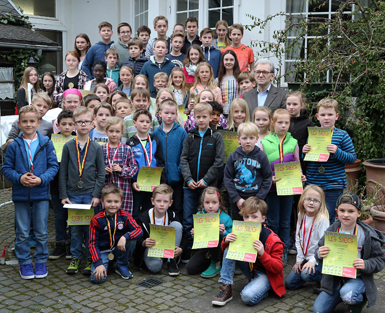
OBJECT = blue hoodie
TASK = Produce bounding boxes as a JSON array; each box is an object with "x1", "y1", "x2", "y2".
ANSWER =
[
  {"x1": 152, "y1": 121, "x2": 187, "y2": 186},
  {"x1": 2, "y1": 131, "x2": 59, "y2": 202},
  {"x1": 82, "y1": 40, "x2": 114, "y2": 79},
  {"x1": 202, "y1": 45, "x2": 222, "y2": 78},
  {"x1": 140, "y1": 56, "x2": 176, "y2": 93}
]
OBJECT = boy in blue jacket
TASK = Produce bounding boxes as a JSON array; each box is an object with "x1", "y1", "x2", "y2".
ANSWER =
[
  {"x1": 127, "y1": 109, "x2": 166, "y2": 220},
  {"x1": 82, "y1": 21, "x2": 114, "y2": 79},
  {"x1": 152, "y1": 99, "x2": 187, "y2": 221},
  {"x1": 2, "y1": 106, "x2": 59, "y2": 279},
  {"x1": 200, "y1": 28, "x2": 222, "y2": 78},
  {"x1": 140, "y1": 38, "x2": 175, "y2": 94}
]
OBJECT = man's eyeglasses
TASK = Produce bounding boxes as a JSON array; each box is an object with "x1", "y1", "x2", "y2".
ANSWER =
[
  {"x1": 255, "y1": 71, "x2": 274, "y2": 76},
  {"x1": 75, "y1": 120, "x2": 93, "y2": 126}
]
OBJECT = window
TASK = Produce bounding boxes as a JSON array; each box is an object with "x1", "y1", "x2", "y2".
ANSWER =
[
  {"x1": 135, "y1": 0, "x2": 148, "y2": 29},
  {"x1": 176, "y1": 0, "x2": 199, "y2": 25},
  {"x1": 208, "y1": 0, "x2": 234, "y2": 28},
  {"x1": 34, "y1": 30, "x2": 62, "y2": 75},
  {"x1": 12, "y1": 0, "x2": 55, "y2": 18},
  {"x1": 285, "y1": 0, "x2": 369, "y2": 82},
  {"x1": 0, "y1": 67, "x2": 14, "y2": 100}
]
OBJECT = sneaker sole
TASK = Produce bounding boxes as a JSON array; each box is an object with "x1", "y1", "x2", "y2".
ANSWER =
[
  {"x1": 19, "y1": 271, "x2": 34, "y2": 280},
  {"x1": 49, "y1": 254, "x2": 65, "y2": 260},
  {"x1": 181, "y1": 259, "x2": 190, "y2": 264},
  {"x1": 115, "y1": 269, "x2": 133, "y2": 280},
  {"x1": 66, "y1": 270, "x2": 79, "y2": 275},
  {"x1": 65, "y1": 255, "x2": 73, "y2": 260},
  {"x1": 201, "y1": 271, "x2": 220, "y2": 278},
  {"x1": 212, "y1": 297, "x2": 233, "y2": 306},
  {"x1": 35, "y1": 272, "x2": 48, "y2": 279},
  {"x1": 168, "y1": 271, "x2": 180, "y2": 276}
]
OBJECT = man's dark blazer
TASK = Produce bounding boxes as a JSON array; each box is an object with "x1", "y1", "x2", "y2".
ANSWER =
[{"x1": 243, "y1": 84, "x2": 288, "y2": 120}]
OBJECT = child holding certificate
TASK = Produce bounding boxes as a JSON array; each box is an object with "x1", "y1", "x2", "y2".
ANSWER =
[
  {"x1": 313, "y1": 192, "x2": 385, "y2": 313},
  {"x1": 261, "y1": 109, "x2": 306, "y2": 265},
  {"x1": 303, "y1": 98, "x2": 356, "y2": 224},
  {"x1": 285, "y1": 185, "x2": 329, "y2": 291},
  {"x1": 186, "y1": 187, "x2": 232, "y2": 278},
  {"x1": 212, "y1": 197, "x2": 285, "y2": 306},
  {"x1": 135, "y1": 184, "x2": 187, "y2": 276},
  {"x1": 89, "y1": 184, "x2": 142, "y2": 283}
]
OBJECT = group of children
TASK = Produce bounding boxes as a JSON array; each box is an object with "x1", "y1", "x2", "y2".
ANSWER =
[{"x1": 3, "y1": 15, "x2": 385, "y2": 313}]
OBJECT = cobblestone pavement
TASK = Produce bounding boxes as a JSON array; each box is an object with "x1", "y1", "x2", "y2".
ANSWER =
[{"x1": 0, "y1": 188, "x2": 384, "y2": 313}]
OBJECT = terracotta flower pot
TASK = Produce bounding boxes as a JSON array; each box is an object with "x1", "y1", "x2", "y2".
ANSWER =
[
  {"x1": 370, "y1": 205, "x2": 385, "y2": 235},
  {"x1": 345, "y1": 159, "x2": 362, "y2": 192},
  {"x1": 363, "y1": 159, "x2": 385, "y2": 206}
]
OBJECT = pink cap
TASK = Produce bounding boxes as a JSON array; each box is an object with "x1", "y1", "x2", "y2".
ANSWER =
[{"x1": 63, "y1": 88, "x2": 82, "y2": 100}]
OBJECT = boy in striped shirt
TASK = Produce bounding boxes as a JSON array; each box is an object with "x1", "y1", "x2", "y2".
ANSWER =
[{"x1": 303, "y1": 98, "x2": 356, "y2": 224}]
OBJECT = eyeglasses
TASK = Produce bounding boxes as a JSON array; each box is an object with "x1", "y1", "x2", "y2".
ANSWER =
[
  {"x1": 255, "y1": 71, "x2": 273, "y2": 76},
  {"x1": 75, "y1": 120, "x2": 93, "y2": 126},
  {"x1": 304, "y1": 198, "x2": 322, "y2": 204}
]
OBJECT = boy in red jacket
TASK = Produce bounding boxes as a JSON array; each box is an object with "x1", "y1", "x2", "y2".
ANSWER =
[{"x1": 212, "y1": 197, "x2": 286, "y2": 306}]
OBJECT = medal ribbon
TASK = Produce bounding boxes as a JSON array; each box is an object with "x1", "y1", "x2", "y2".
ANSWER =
[
  {"x1": 337, "y1": 224, "x2": 357, "y2": 235},
  {"x1": 299, "y1": 215, "x2": 315, "y2": 256},
  {"x1": 22, "y1": 133, "x2": 38, "y2": 172},
  {"x1": 105, "y1": 212, "x2": 117, "y2": 249},
  {"x1": 278, "y1": 135, "x2": 286, "y2": 163},
  {"x1": 136, "y1": 135, "x2": 152, "y2": 166},
  {"x1": 107, "y1": 143, "x2": 120, "y2": 168},
  {"x1": 75, "y1": 137, "x2": 90, "y2": 179},
  {"x1": 152, "y1": 208, "x2": 166, "y2": 226}
]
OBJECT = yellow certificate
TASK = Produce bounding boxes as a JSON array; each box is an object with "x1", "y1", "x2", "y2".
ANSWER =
[
  {"x1": 322, "y1": 231, "x2": 357, "y2": 278},
  {"x1": 226, "y1": 221, "x2": 261, "y2": 263},
  {"x1": 274, "y1": 161, "x2": 303, "y2": 196},
  {"x1": 192, "y1": 213, "x2": 220, "y2": 249},
  {"x1": 218, "y1": 130, "x2": 239, "y2": 163},
  {"x1": 178, "y1": 105, "x2": 188, "y2": 123},
  {"x1": 51, "y1": 134, "x2": 74, "y2": 162},
  {"x1": 78, "y1": 89, "x2": 93, "y2": 98},
  {"x1": 137, "y1": 167, "x2": 164, "y2": 192},
  {"x1": 64, "y1": 204, "x2": 94, "y2": 226},
  {"x1": 147, "y1": 225, "x2": 176, "y2": 258},
  {"x1": 304, "y1": 127, "x2": 333, "y2": 162}
]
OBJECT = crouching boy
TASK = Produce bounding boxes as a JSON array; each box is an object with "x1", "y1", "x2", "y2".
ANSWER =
[
  {"x1": 212, "y1": 197, "x2": 286, "y2": 306},
  {"x1": 313, "y1": 192, "x2": 385, "y2": 313},
  {"x1": 89, "y1": 184, "x2": 143, "y2": 283}
]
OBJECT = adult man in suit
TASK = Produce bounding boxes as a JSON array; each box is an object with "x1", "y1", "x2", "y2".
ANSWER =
[{"x1": 243, "y1": 59, "x2": 288, "y2": 118}]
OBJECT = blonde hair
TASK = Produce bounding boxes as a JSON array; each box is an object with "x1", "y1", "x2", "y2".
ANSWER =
[
  {"x1": 271, "y1": 108, "x2": 291, "y2": 132},
  {"x1": 192, "y1": 62, "x2": 217, "y2": 90},
  {"x1": 197, "y1": 89, "x2": 215, "y2": 102},
  {"x1": 93, "y1": 102, "x2": 114, "y2": 116},
  {"x1": 158, "y1": 99, "x2": 183, "y2": 127},
  {"x1": 317, "y1": 98, "x2": 339, "y2": 113},
  {"x1": 101, "y1": 184, "x2": 123, "y2": 200},
  {"x1": 198, "y1": 186, "x2": 224, "y2": 213},
  {"x1": 286, "y1": 90, "x2": 308, "y2": 110},
  {"x1": 252, "y1": 106, "x2": 272, "y2": 123},
  {"x1": 153, "y1": 15, "x2": 168, "y2": 27},
  {"x1": 154, "y1": 72, "x2": 169, "y2": 81},
  {"x1": 215, "y1": 20, "x2": 231, "y2": 47},
  {"x1": 152, "y1": 184, "x2": 173, "y2": 200},
  {"x1": 297, "y1": 184, "x2": 329, "y2": 226},
  {"x1": 237, "y1": 122, "x2": 259, "y2": 137},
  {"x1": 115, "y1": 97, "x2": 131, "y2": 110},
  {"x1": 31, "y1": 92, "x2": 52, "y2": 109},
  {"x1": 239, "y1": 197, "x2": 267, "y2": 216},
  {"x1": 132, "y1": 74, "x2": 149, "y2": 90},
  {"x1": 168, "y1": 67, "x2": 187, "y2": 96},
  {"x1": 18, "y1": 105, "x2": 40, "y2": 120},
  {"x1": 194, "y1": 102, "x2": 213, "y2": 114},
  {"x1": 105, "y1": 116, "x2": 124, "y2": 131},
  {"x1": 105, "y1": 48, "x2": 119, "y2": 57},
  {"x1": 93, "y1": 83, "x2": 109, "y2": 95},
  {"x1": 73, "y1": 106, "x2": 93, "y2": 120},
  {"x1": 229, "y1": 23, "x2": 244, "y2": 35},
  {"x1": 120, "y1": 65, "x2": 134, "y2": 88},
  {"x1": 227, "y1": 98, "x2": 250, "y2": 130},
  {"x1": 19, "y1": 67, "x2": 40, "y2": 102}
]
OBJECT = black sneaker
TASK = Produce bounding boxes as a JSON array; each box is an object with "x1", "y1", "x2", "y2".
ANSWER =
[
  {"x1": 181, "y1": 249, "x2": 191, "y2": 264},
  {"x1": 82, "y1": 257, "x2": 92, "y2": 276},
  {"x1": 65, "y1": 244, "x2": 72, "y2": 260},
  {"x1": 49, "y1": 243, "x2": 66, "y2": 260},
  {"x1": 167, "y1": 259, "x2": 180, "y2": 276}
]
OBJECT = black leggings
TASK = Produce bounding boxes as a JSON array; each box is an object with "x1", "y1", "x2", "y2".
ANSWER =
[{"x1": 186, "y1": 244, "x2": 222, "y2": 275}]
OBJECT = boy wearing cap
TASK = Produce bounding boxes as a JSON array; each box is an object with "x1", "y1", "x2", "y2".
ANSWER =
[{"x1": 313, "y1": 192, "x2": 385, "y2": 313}]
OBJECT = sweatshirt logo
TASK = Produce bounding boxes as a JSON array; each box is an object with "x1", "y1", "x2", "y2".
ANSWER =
[{"x1": 117, "y1": 222, "x2": 124, "y2": 230}]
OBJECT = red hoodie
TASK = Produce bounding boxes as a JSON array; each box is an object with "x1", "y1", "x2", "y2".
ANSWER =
[{"x1": 221, "y1": 225, "x2": 286, "y2": 297}]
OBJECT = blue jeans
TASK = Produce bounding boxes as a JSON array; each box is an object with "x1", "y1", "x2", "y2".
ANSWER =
[
  {"x1": 313, "y1": 277, "x2": 366, "y2": 313},
  {"x1": 14, "y1": 201, "x2": 49, "y2": 265},
  {"x1": 285, "y1": 261, "x2": 323, "y2": 290},
  {"x1": 68, "y1": 193, "x2": 93, "y2": 260},
  {"x1": 90, "y1": 239, "x2": 136, "y2": 283},
  {"x1": 219, "y1": 247, "x2": 271, "y2": 305},
  {"x1": 266, "y1": 193, "x2": 294, "y2": 248},
  {"x1": 183, "y1": 187, "x2": 204, "y2": 250},
  {"x1": 324, "y1": 189, "x2": 343, "y2": 225},
  {"x1": 51, "y1": 194, "x2": 68, "y2": 242},
  {"x1": 132, "y1": 190, "x2": 152, "y2": 220}
]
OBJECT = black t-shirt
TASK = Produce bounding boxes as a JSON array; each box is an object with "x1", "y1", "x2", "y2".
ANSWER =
[{"x1": 64, "y1": 72, "x2": 80, "y2": 90}]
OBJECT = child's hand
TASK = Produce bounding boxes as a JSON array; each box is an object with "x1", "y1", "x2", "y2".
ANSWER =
[
  {"x1": 196, "y1": 180, "x2": 207, "y2": 188},
  {"x1": 303, "y1": 144, "x2": 311, "y2": 154},
  {"x1": 112, "y1": 164, "x2": 122, "y2": 172},
  {"x1": 92, "y1": 264, "x2": 107, "y2": 281},
  {"x1": 91, "y1": 197, "x2": 100, "y2": 207},
  {"x1": 20, "y1": 172, "x2": 34, "y2": 187},
  {"x1": 327, "y1": 144, "x2": 337, "y2": 154},
  {"x1": 293, "y1": 261, "x2": 302, "y2": 274},
  {"x1": 191, "y1": 228, "x2": 194, "y2": 236},
  {"x1": 302, "y1": 261, "x2": 316, "y2": 274},
  {"x1": 225, "y1": 233, "x2": 237, "y2": 243},
  {"x1": 187, "y1": 181, "x2": 197, "y2": 189},
  {"x1": 105, "y1": 167, "x2": 113, "y2": 174},
  {"x1": 353, "y1": 258, "x2": 365, "y2": 270},
  {"x1": 301, "y1": 174, "x2": 307, "y2": 182},
  {"x1": 184, "y1": 110, "x2": 190, "y2": 115},
  {"x1": 132, "y1": 182, "x2": 140, "y2": 191},
  {"x1": 236, "y1": 198, "x2": 245, "y2": 210},
  {"x1": 318, "y1": 246, "x2": 330, "y2": 258},
  {"x1": 174, "y1": 246, "x2": 182, "y2": 258},
  {"x1": 272, "y1": 176, "x2": 281, "y2": 184},
  {"x1": 117, "y1": 236, "x2": 127, "y2": 251},
  {"x1": 143, "y1": 238, "x2": 156, "y2": 247},
  {"x1": 253, "y1": 240, "x2": 264, "y2": 256},
  {"x1": 219, "y1": 224, "x2": 225, "y2": 234},
  {"x1": 61, "y1": 198, "x2": 72, "y2": 205}
]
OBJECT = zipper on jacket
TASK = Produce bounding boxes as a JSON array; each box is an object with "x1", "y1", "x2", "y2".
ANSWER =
[
  {"x1": 165, "y1": 132, "x2": 168, "y2": 179},
  {"x1": 197, "y1": 134, "x2": 204, "y2": 181},
  {"x1": 27, "y1": 141, "x2": 49, "y2": 201}
]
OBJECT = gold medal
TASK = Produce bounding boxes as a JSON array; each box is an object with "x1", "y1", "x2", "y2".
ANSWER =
[
  {"x1": 77, "y1": 180, "x2": 84, "y2": 188},
  {"x1": 108, "y1": 253, "x2": 114, "y2": 261},
  {"x1": 76, "y1": 137, "x2": 90, "y2": 188},
  {"x1": 318, "y1": 165, "x2": 325, "y2": 173},
  {"x1": 68, "y1": 82, "x2": 74, "y2": 88}
]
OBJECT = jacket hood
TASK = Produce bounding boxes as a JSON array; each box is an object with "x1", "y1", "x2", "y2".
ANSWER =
[
  {"x1": 116, "y1": 38, "x2": 129, "y2": 48},
  {"x1": 189, "y1": 126, "x2": 216, "y2": 137},
  {"x1": 160, "y1": 121, "x2": 181, "y2": 132},
  {"x1": 292, "y1": 109, "x2": 311, "y2": 121},
  {"x1": 233, "y1": 145, "x2": 262, "y2": 158},
  {"x1": 96, "y1": 40, "x2": 114, "y2": 46},
  {"x1": 149, "y1": 55, "x2": 171, "y2": 66}
]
